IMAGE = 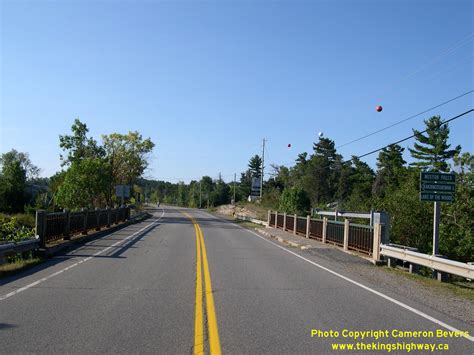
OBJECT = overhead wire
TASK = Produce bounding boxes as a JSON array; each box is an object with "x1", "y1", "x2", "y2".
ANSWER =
[
  {"x1": 351, "y1": 109, "x2": 473, "y2": 161},
  {"x1": 336, "y1": 90, "x2": 474, "y2": 149}
]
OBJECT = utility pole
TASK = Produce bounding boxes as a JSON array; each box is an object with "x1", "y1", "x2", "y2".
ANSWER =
[
  {"x1": 260, "y1": 138, "x2": 266, "y2": 199},
  {"x1": 233, "y1": 173, "x2": 236, "y2": 204}
]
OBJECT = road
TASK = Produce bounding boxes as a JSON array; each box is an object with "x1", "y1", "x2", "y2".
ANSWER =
[{"x1": 1, "y1": 206, "x2": 473, "y2": 354}]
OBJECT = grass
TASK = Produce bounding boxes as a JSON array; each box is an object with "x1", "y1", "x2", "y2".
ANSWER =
[
  {"x1": 381, "y1": 265, "x2": 474, "y2": 301},
  {"x1": 0, "y1": 257, "x2": 44, "y2": 278}
]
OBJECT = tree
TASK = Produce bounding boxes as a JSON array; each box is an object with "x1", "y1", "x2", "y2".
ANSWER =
[
  {"x1": 408, "y1": 115, "x2": 460, "y2": 172},
  {"x1": 0, "y1": 152, "x2": 27, "y2": 213},
  {"x1": 102, "y1": 131, "x2": 155, "y2": 204},
  {"x1": 345, "y1": 157, "x2": 375, "y2": 210},
  {"x1": 248, "y1": 155, "x2": 262, "y2": 178},
  {"x1": 211, "y1": 178, "x2": 230, "y2": 206},
  {"x1": 439, "y1": 152, "x2": 474, "y2": 261},
  {"x1": 373, "y1": 144, "x2": 406, "y2": 197},
  {"x1": 55, "y1": 158, "x2": 110, "y2": 209},
  {"x1": 0, "y1": 149, "x2": 39, "y2": 180},
  {"x1": 59, "y1": 119, "x2": 105, "y2": 166},
  {"x1": 278, "y1": 187, "x2": 310, "y2": 215}
]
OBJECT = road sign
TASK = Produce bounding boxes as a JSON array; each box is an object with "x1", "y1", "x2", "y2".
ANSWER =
[
  {"x1": 419, "y1": 172, "x2": 456, "y2": 256},
  {"x1": 421, "y1": 171, "x2": 455, "y2": 183},
  {"x1": 420, "y1": 192, "x2": 454, "y2": 202},
  {"x1": 115, "y1": 185, "x2": 130, "y2": 198},
  {"x1": 420, "y1": 172, "x2": 455, "y2": 202},
  {"x1": 250, "y1": 177, "x2": 261, "y2": 197}
]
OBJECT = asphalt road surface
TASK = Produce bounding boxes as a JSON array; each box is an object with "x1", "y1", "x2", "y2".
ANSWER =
[{"x1": 1, "y1": 206, "x2": 473, "y2": 354}]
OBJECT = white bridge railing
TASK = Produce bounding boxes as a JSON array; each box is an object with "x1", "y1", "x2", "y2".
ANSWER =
[{"x1": 380, "y1": 244, "x2": 473, "y2": 280}]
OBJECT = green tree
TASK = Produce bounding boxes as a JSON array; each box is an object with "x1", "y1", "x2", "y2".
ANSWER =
[
  {"x1": 55, "y1": 158, "x2": 110, "y2": 209},
  {"x1": 344, "y1": 157, "x2": 375, "y2": 210},
  {"x1": 278, "y1": 186, "x2": 310, "y2": 215},
  {"x1": 0, "y1": 152, "x2": 27, "y2": 213},
  {"x1": 59, "y1": 119, "x2": 105, "y2": 166},
  {"x1": 248, "y1": 155, "x2": 262, "y2": 178},
  {"x1": 408, "y1": 115, "x2": 460, "y2": 172},
  {"x1": 439, "y1": 152, "x2": 474, "y2": 261},
  {"x1": 102, "y1": 131, "x2": 155, "y2": 204},
  {"x1": 373, "y1": 144, "x2": 406, "y2": 197}
]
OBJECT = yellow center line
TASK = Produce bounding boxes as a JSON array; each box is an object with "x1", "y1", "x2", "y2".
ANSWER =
[
  {"x1": 193, "y1": 222, "x2": 204, "y2": 354},
  {"x1": 197, "y1": 223, "x2": 222, "y2": 355},
  {"x1": 183, "y1": 212, "x2": 222, "y2": 355}
]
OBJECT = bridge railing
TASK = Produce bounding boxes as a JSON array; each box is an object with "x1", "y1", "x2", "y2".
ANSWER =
[
  {"x1": 268, "y1": 210, "x2": 383, "y2": 262},
  {"x1": 36, "y1": 206, "x2": 131, "y2": 247}
]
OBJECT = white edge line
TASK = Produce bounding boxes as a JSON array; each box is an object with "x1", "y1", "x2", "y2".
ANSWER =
[
  {"x1": 0, "y1": 208, "x2": 165, "y2": 302},
  {"x1": 200, "y1": 210, "x2": 474, "y2": 343}
]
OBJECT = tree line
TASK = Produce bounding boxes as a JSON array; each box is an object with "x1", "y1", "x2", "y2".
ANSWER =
[
  {"x1": 0, "y1": 115, "x2": 472, "y2": 261},
  {"x1": 142, "y1": 116, "x2": 472, "y2": 262}
]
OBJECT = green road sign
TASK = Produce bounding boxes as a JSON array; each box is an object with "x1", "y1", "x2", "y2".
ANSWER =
[
  {"x1": 420, "y1": 182, "x2": 456, "y2": 192},
  {"x1": 420, "y1": 192, "x2": 454, "y2": 202},
  {"x1": 421, "y1": 172, "x2": 455, "y2": 183},
  {"x1": 420, "y1": 172, "x2": 455, "y2": 202}
]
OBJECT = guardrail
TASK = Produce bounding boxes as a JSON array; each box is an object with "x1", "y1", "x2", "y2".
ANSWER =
[
  {"x1": 235, "y1": 214, "x2": 268, "y2": 226},
  {"x1": 36, "y1": 206, "x2": 131, "y2": 247},
  {"x1": 0, "y1": 238, "x2": 40, "y2": 264},
  {"x1": 380, "y1": 244, "x2": 473, "y2": 280},
  {"x1": 268, "y1": 211, "x2": 383, "y2": 261}
]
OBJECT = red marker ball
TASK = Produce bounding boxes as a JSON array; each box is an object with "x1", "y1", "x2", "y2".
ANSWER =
[{"x1": 376, "y1": 105, "x2": 383, "y2": 112}]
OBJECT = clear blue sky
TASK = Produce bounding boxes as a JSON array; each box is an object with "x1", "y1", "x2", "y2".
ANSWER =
[{"x1": 1, "y1": 0, "x2": 472, "y2": 183}]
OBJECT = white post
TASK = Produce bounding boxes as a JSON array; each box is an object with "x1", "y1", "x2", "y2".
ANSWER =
[
  {"x1": 306, "y1": 215, "x2": 310, "y2": 239},
  {"x1": 322, "y1": 217, "x2": 327, "y2": 243},
  {"x1": 275, "y1": 211, "x2": 278, "y2": 228},
  {"x1": 267, "y1": 210, "x2": 271, "y2": 226},
  {"x1": 343, "y1": 219, "x2": 350, "y2": 251},
  {"x1": 372, "y1": 223, "x2": 382, "y2": 262},
  {"x1": 283, "y1": 212, "x2": 287, "y2": 231}
]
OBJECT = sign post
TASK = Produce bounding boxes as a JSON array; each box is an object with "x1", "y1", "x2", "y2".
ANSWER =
[{"x1": 420, "y1": 172, "x2": 455, "y2": 256}]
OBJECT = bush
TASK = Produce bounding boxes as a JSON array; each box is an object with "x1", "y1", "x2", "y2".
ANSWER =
[
  {"x1": 278, "y1": 187, "x2": 311, "y2": 215},
  {"x1": 0, "y1": 215, "x2": 35, "y2": 243}
]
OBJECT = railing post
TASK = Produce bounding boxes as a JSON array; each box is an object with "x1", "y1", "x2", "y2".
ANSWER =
[
  {"x1": 283, "y1": 212, "x2": 287, "y2": 231},
  {"x1": 306, "y1": 215, "x2": 310, "y2": 239},
  {"x1": 82, "y1": 208, "x2": 88, "y2": 235},
  {"x1": 322, "y1": 217, "x2": 327, "y2": 244},
  {"x1": 372, "y1": 223, "x2": 382, "y2": 263},
  {"x1": 63, "y1": 209, "x2": 71, "y2": 240},
  {"x1": 274, "y1": 211, "x2": 278, "y2": 228},
  {"x1": 106, "y1": 206, "x2": 111, "y2": 227},
  {"x1": 95, "y1": 208, "x2": 101, "y2": 230},
  {"x1": 267, "y1": 210, "x2": 271, "y2": 226},
  {"x1": 36, "y1": 210, "x2": 46, "y2": 248},
  {"x1": 343, "y1": 219, "x2": 350, "y2": 251},
  {"x1": 293, "y1": 214, "x2": 297, "y2": 235}
]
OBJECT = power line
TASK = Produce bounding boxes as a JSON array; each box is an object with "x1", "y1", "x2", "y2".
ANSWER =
[
  {"x1": 337, "y1": 90, "x2": 474, "y2": 149},
  {"x1": 352, "y1": 109, "x2": 473, "y2": 161}
]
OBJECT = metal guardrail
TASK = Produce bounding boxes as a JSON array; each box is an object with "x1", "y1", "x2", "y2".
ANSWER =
[
  {"x1": 380, "y1": 244, "x2": 474, "y2": 279},
  {"x1": 0, "y1": 238, "x2": 40, "y2": 263}
]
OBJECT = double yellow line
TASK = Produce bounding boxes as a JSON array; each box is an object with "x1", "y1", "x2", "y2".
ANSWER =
[{"x1": 183, "y1": 212, "x2": 221, "y2": 355}]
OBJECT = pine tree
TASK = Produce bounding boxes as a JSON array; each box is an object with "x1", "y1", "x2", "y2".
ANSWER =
[
  {"x1": 408, "y1": 116, "x2": 460, "y2": 172},
  {"x1": 373, "y1": 144, "x2": 406, "y2": 196},
  {"x1": 248, "y1": 155, "x2": 262, "y2": 178}
]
